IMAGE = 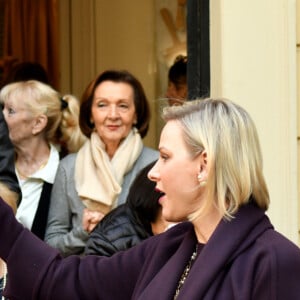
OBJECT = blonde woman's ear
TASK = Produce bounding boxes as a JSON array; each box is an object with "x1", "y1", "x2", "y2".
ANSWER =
[
  {"x1": 197, "y1": 150, "x2": 209, "y2": 185},
  {"x1": 32, "y1": 114, "x2": 48, "y2": 135}
]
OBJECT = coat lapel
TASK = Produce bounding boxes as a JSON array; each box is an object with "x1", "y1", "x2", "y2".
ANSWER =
[
  {"x1": 137, "y1": 228, "x2": 197, "y2": 300},
  {"x1": 179, "y1": 203, "x2": 273, "y2": 299}
]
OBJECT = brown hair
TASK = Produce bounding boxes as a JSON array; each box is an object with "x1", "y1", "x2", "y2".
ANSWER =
[{"x1": 79, "y1": 70, "x2": 150, "y2": 138}]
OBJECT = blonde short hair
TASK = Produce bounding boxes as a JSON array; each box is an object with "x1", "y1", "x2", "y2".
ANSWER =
[{"x1": 163, "y1": 98, "x2": 269, "y2": 220}]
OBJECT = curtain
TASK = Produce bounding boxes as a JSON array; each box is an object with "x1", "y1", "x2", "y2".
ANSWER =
[{"x1": 3, "y1": 0, "x2": 59, "y2": 88}]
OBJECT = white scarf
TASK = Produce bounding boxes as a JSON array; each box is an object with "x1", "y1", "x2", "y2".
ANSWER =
[{"x1": 75, "y1": 129, "x2": 143, "y2": 214}]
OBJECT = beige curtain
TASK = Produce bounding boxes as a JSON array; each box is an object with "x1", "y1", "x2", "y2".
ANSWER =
[{"x1": 3, "y1": 0, "x2": 59, "y2": 88}]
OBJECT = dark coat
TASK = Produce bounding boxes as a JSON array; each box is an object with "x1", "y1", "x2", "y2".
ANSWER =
[
  {"x1": 0, "y1": 109, "x2": 21, "y2": 198},
  {"x1": 85, "y1": 204, "x2": 152, "y2": 256},
  {"x1": 1, "y1": 198, "x2": 300, "y2": 300}
]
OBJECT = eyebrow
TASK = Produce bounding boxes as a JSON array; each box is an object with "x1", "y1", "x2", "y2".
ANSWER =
[
  {"x1": 158, "y1": 146, "x2": 168, "y2": 152},
  {"x1": 94, "y1": 97, "x2": 131, "y2": 102}
]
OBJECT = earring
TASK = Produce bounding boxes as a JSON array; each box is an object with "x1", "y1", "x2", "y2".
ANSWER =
[
  {"x1": 198, "y1": 173, "x2": 207, "y2": 187},
  {"x1": 197, "y1": 173, "x2": 202, "y2": 182}
]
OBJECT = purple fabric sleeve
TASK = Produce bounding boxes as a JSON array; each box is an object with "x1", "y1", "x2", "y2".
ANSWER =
[
  {"x1": 0, "y1": 196, "x2": 144, "y2": 299},
  {"x1": 0, "y1": 197, "x2": 23, "y2": 259}
]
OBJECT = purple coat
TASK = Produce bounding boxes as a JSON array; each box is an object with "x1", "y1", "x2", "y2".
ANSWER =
[{"x1": 1, "y1": 197, "x2": 300, "y2": 299}]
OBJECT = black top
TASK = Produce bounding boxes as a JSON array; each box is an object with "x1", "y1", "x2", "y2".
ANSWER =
[{"x1": 85, "y1": 204, "x2": 152, "y2": 256}]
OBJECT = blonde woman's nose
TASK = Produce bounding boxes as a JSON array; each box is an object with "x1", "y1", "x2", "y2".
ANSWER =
[{"x1": 148, "y1": 164, "x2": 159, "y2": 182}]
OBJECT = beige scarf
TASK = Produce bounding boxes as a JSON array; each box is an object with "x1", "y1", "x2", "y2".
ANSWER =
[{"x1": 75, "y1": 129, "x2": 143, "y2": 214}]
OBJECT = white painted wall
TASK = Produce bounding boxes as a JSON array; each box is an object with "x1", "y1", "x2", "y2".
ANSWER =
[{"x1": 210, "y1": 0, "x2": 299, "y2": 244}]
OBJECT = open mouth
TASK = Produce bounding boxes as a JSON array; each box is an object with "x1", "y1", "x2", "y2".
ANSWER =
[
  {"x1": 155, "y1": 188, "x2": 166, "y2": 200},
  {"x1": 155, "y1": 187, "x2": 164, "y2": 194}
]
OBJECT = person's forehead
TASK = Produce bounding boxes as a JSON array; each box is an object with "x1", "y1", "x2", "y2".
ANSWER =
[
  {"x1": 160, "y1": 121, "x2": 183, "y2": 145},
  {"x1": 94, "y1": 81, "x2": 134, "y2": 101}
]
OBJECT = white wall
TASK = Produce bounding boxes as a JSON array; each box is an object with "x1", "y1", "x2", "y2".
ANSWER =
[{"x1": 210, "y1": 0, "x2": 299, "y2": 244}]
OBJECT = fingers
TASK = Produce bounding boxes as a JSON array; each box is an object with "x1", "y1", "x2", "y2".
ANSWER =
[{"x1": 82, "y1": 209, "x2": 105, "y2": 233}]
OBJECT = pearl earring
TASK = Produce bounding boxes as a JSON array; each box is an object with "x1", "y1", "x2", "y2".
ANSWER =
[
  {"x1": 198, "y1": 173, "x2": 207, "y2": 187},
  {"x1": 197, "y1": 173, "x2": 202, "y2": 182}
]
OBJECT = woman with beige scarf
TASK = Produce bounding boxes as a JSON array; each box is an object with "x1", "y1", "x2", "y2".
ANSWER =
[{"x1": 45, "y1": 70, "x2": 158, "y2": 257}]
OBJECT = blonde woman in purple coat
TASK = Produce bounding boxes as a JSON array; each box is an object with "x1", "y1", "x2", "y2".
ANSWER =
[{"x1": 0, "y1": 98, "x2": 300, "y2": 299}]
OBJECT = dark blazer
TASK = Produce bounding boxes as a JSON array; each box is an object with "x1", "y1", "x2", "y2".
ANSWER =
[
  {"x1": 0, "y1": 109, "x2": 21, "y2": 198},
  {"x1": 85, "y1": 204, "x2": 152, "y2": 256},
  {"x1": 1, "y1": 198, "x2": 300, "y2": 300}
]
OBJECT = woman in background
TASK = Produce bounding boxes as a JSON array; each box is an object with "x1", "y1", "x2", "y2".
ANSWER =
[
  {"x1": 0, "y1": 80, "x2": 85, "y2": 240},
  {"x1": 45, "y1": 70, "x2": 158, "y2": 256},
  {"x1": 166, "y1": 55, "x2": 187, "y2": 106},
  {"x1": 85, "y1": 161, "x2": 171, "y2": 256}
]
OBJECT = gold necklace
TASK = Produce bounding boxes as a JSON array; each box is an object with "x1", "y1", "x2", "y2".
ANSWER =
[
  {"x1": 15, "y1": 165, "x2": 28, "y2": 179},
  {"x1": 173, "y1": 244, "x2": 198, "y2": 300},
  {"x1": 16, "y1": 158, "x2": 49, "y2": 179}
]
